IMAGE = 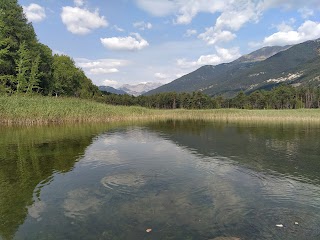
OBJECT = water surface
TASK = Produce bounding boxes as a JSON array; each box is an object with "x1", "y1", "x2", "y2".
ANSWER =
[{"x1": 0, "y1": 121, "x2": 320, "y2": 240}]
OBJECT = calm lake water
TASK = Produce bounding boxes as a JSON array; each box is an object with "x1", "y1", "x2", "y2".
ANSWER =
[{"x1": 0, "y1": 121, "x2": 320, "y2": 240}]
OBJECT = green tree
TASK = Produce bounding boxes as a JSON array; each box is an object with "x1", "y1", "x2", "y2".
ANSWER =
[
  {"x1": 15, "y1": 42, "x2": 31, "y2": 93},
  {"x1": 232, "y1": 91, "x2": 248, "y2": 109},
  {"x1": 37, "y1": 43, "x2": 53, "y2": 95},
  {"x1": 0, "y1": 0, "x2": 38, "y2": 77},
  {"x1": 27, "y1": 55, "x2": 40, "y2": 93},
  {"x1": 52, "y1": 55, "x2": 81, "y2": 96}
]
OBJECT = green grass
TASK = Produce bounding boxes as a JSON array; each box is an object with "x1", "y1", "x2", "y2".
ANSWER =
[{"x1": 1, "y1": 95, "x2": 320, "y2": 125}]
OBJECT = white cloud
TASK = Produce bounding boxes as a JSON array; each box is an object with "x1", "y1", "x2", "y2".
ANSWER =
[
  {"x1": 90, "y1": 68, "x2": 119, "y2": 75},
  {"x1": 184, "y1": 29, "x2": 197, "y2": 37},
  {"x1": 175, "y1": 73, "x2": 184, "y2": 78},
  {"x1": 177, "y1": 47, "x2": 241, "y2": 68},
  {"x1": 197, "y1": 1, "x2": 262, "y2": 45},
  {"x1": 215, "y1": 2, "x2": 261, "y2": 31},
  {"x1": 76, "y1": 58, "x2": 129, "y2": 69},
  {"x1": 275, "y1": 18, "x2": 295, "y2": 32},
  {"x1": 113, "y1": 25, "x2": 125, "y2": 32},
  {"x1": 133, "y1": 21, "x2": 152, "y2": 30},
  {"x1": 103, "y1": 79, "x2": 119, "y2": 87},
  {"x1": 136, "y1": 0, "x2": 320, "y2": 48},
  {"x1": 154, "y1": 72, "x2": 168, "y2": 80},
  {"x1": 74, "y1": 0, "x2": 85, "y2": 7},
  {"x1": 260, "y1": 0, "x2": 320, "y2": 11},
  {"x1": 198, "y1": 29, "x2": 236, "y2": 45},
  {"x1": 135, "y1": 0, "x2": 176, "y2": 17},
  {"x1": 276, "y1": 22, "x2": 293, "y2": 32},
  {"x1": 61, "y1": 6, "x2": 108, "y2": 35},
  {"x1": 298, "y1": 7, "x2": 314, "y2": 19},
  {"x1": 262, "y1": 20, "x2": 320, "y2": 46},
  {"x1": 100, "y1": 33, "x2": 149, "y2": 51},
  {"x1": 136, "y1": 0, "x2": 265, "y2": 26},
  {"x1": 136, "y1": 0, "x2": 229, "y2": 25},
  {"x1": 76, "y1": 58, "x2": 129, "y2": 76},
  {"x1": 23, "y1": 4, "x2": 46, "y2": 23}
]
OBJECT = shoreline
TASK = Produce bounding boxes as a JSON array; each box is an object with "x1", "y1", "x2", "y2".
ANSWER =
[{"x1": 1, "y1": 95, "x2": 320, "y2": 126}]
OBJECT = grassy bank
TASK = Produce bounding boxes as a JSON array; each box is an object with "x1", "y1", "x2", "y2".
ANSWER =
[{"x1": 1, "y1": 95, "x2": 320, "y2": 125}]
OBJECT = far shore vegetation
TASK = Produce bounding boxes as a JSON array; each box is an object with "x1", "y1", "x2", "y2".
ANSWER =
[{"x1": 1, "y1": 95, "x2": 320, "y2": 125}]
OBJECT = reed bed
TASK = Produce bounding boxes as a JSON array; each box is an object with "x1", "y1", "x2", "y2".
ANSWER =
[{"x1": 1, "y1": 95, "x2": 320, "y2": 125}]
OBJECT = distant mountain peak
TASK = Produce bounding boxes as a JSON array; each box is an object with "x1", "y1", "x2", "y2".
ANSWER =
[
  {"x1": 236, "y1": 45, "x2": 292, "y2": 63},
  {"x1": 119, "y1": 82, "x2": 163, "y2": 96},
  {"x1": 98, "y1": 86, "x2": 127, "y2": 95}
]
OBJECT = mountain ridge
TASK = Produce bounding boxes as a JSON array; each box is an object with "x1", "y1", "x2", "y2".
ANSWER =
[
  {"x1": 98, "y1": 86, "x2": 127, "y2": 95},
  {"x1": 99, "y1": 82, "x2": 163, "y2": 96},
  {"x1": 146, "y1": 39, "x2": 320, "y2": 97}
]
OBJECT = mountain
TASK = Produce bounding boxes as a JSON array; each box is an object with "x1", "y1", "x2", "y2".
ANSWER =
[
  {"x1": 99, "y1": 86, "x2": 127, "y2": 95},
  {"x1": 147, "y1": 39, "x2": 320, "y2": 97},
  {"x1": 235, "y1": 45, "x2": 291, "y2": 63},
  {"x1": 119, "y1": 82, "x2": 163, "y2": 96}
]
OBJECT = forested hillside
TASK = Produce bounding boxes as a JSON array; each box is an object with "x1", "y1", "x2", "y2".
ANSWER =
[
  {"x1": 0, "y1": 0, "x2": 99, "y2": 97},
  {"x1": 147, "y1": 39, "x2": 320, "y2": 97}
]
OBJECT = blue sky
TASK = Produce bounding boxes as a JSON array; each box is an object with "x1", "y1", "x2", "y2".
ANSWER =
[{"x1": 19, "y1": 0, "x2": 320, "y2": 88}]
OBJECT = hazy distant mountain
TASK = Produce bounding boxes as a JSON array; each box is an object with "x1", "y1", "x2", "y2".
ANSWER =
[
  {"x1": 146, "y1": 39, "x2": 320, "y2": 97},
  {"x1": 119, "y1": 82, "x2": 163, "y2": 96},
  {"x1": 98, "y1": 86, "x2": 127, "y2": 95}
]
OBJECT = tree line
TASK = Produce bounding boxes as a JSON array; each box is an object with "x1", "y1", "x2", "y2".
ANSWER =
[
  {"x1": 0, "y1": 0, "x2": 99, "y2": 98},
  {"x1": 99, "y1": 85, "x2": 320, "y2": 110},
  {"x1": 227, "y1": 85, "x2": 320, "y2": 109},
  {"x1": 98, "y1": 91, "x2": 216, "y2": 109}
]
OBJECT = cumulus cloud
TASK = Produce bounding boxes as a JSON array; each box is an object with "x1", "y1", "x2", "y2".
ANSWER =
[
  {"x1": 136, "y1": 0, "x2": 320, "y2": 46},
  {"x1": 133, "y1": 21, "x2": 152, "y2": 30},
  {"x1": 215, "y1": 2, "x2": 261, "y2": 31},
  {"x1": 23, "y1": 3, "x2": 46, "y2": 23},
  {"x1": 136, "y1": 0, "x2": 264, "y2": 26},
  {"x1": 76, "y1": 58, "x2": 129, "y2": 75},
  {"x1": 154, "y1": 72, "x2": 168, "y2": 80},
  {"x1": 184, "y1": 29, "x2": 197, "y2": 37},
  {"x1": 275, "y1": 18, "x2": 295, "y2": 32},
  {"x1": 136, "y1": 0, "x2": 231, "y2": 25},
  {"x1": 90, "y1": 68, "x2": 119, "y2": 75},
  {"x1": 175, "y1": 73, "x2": 185, "y2": 78},
  {"x1": 177, "y1": 47, "x2": 241, "y2": 68},
  {"x1": 198, "y1": 29, "x2": 236, "y2": 45},
  {"x1": 61, "y1": 6, "x2": 108, "y2": 35},
  {"x1": 100, "y1": 33, "x2": 149, "y2": 51},
  {"x1": 74, "y1": 0, "x2": 85, "y2": 7},
  {"x1": 103, "y1": 79, "x2": 119, "y2": 87},
  {"x1": 262, "y1": 20, "x2": 320, "y2": 46},
  {"x1": 197, "y1": 1, "x2": 262, "y2": 45}
]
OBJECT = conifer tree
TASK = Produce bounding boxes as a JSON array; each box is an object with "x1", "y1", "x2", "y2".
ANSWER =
[
  {"x1": 28, "y1": 55, "x2": 40, "y2": 93},
  {"x1": 15, "y1": 42, "x2": 31, "y2": 93}
]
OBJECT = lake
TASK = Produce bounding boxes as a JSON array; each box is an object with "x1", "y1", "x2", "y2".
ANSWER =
[{"x1": 0, "y1": 120, "x2": 320, "y2": 240}]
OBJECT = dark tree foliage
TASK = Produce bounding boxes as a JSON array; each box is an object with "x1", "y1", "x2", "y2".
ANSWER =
[
  {"x1": 98, "y1": 84, "x2": 320, "y2": 110},
  {"x1": 97, "y1": 91, "x2": 219, "y2": 109},
  {"x1": 226, "y1": 84, "x2": 320, "y2": 109},
  {"x1": 0, "y1": 0, "x2": 99, "y2": 98}
]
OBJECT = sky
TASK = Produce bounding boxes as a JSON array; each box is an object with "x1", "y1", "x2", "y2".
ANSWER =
[{"x1": 18, "y1": 0, "x2": 320, "y2": 88}]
